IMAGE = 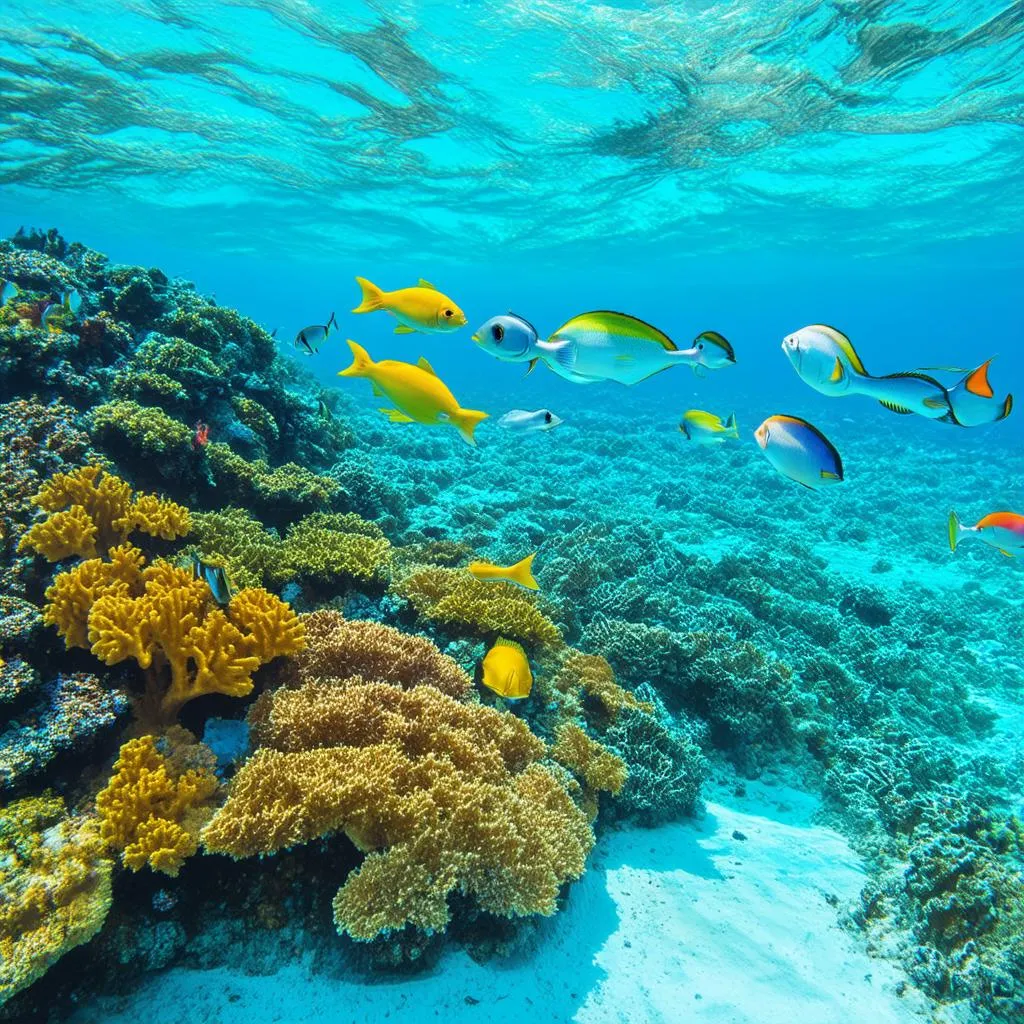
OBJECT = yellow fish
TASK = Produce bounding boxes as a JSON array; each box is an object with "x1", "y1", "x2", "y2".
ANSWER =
[
  {"x1": 338, "y1": 340, "x2": 488, "y2": 447},
  {"x1": 480, "y1": 638, "x2": 533, "y2": 700},
  {"x1": 352, "y1": 276, "x2": 468, "y2": 334},
  {"x1": 467, "y1": 552, "x2": 539, "y2": 591}
]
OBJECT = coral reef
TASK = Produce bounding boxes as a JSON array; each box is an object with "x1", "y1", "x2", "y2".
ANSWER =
[
  {"x1": 96, "y1": 732, "x2": 219, "y2": 876},
  {"x1": 203, "y1": 677, "x2": 594, "y2": 940},
  {"x1": 0, "y1": 794, "x2": 112, "y2": 1007}
]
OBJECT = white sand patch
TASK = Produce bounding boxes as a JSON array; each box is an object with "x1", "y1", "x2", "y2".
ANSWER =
[{"x1": 72, "y1": 789, "x2": 929, "y2": 1024}]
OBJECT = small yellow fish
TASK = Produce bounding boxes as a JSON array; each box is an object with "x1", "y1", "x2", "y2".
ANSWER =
[
  {"x1": 480, "y1": 638, "x2": 533, "y2": 700},
  {"x1": 467, "y1": 552, "x2": 539, "y2": 591},
  {"x1": 352, "y1": 276, "x2": 467, "y2": 334},
  {"x1": 338, "y1": 340, "x2": 488, "y2": 446},
  {"x1": 679, "y1": 410, "x2": 738, "y2": 444}
]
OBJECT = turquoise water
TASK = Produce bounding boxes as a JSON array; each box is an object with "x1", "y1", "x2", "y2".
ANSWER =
[{"x1": 1, "y1": 2, "x2": 1023, "y2": 1023}]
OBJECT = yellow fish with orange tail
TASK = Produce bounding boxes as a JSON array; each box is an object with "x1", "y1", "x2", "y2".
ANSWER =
[
  {"x1": 467, "y1": 552, "x2": 539, "y2": 591},
  {"x1": 338, "y1": 340, "x2": 488, "y2": 447},
  {"x1": 351, "y1": 276, "x2": 467, "y2": 335},
  {"x1": 479, "y1": 638, "x2": 533, "y2": 700}
]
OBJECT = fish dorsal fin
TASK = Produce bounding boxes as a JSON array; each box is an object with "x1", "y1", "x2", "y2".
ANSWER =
[
  {"x1": 418, "y1": 278, "x2": 438, "y2": 290},
  {"x1": 494, "y1": 637, "x2": 526, "y2": 657},
  {"x1": 816, "y1": 324, "x2": 867, "y2": 375},
  {"x1": 417, "y1": 356, "x2": 439, "y2": 376},
  {"x1": 882, "y1": 370, "x2": 941, "y2": 385},
  {"x1": 553, "y1": 310, "x2": 677, "y2": 351},
  {"x1": 879, "y1": 400, "x2": 914, "y2": 415}
]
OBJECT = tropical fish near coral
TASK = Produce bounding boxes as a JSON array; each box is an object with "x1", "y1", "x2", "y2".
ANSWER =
[
  {"x1": 338, "y1": 340, "x2": 488, "y2": 447},
  {"x1": 754, "y1": 415, "x2": 844, "y2": 490},
  {"x1": 781, "y1": 324, "x2": 1010, "y2": 426},
  {"x1": 190, "y1": 554, "x2": 233, "y2": 605},
  {"x1": 498, "y1": 409, "x2": 563, "y2": 432},
  {"x1": 948, "y1": 510, "x2": 1024, "y2": 558},
  {"x1": 40, "y1": 302, "x2": 64, "y2": 333},
  {"x1": 467, "y1": 552, "x2": 539, "y2": 591},
  {"x1": 62, "y1": 288, "x2": 82, "y2": 315},
  {"x1": 679, "y1": 409, "x2": 738, "y2": 444},
  {"x1": 480, "y1": 638, "x2": 533, "y2": 700},
  {"x1": 1, "y1": 279, "x2": 20, "y2": 304},
  {"x1": 294, "y1": 313, "x2": 337, "y2": 355},
  {"x1": 473, "y1": 311, "x2": 734, "y2": 385},
  {"x1": 192, "y1": 421, "x2": 210, "y2": 449},
  {"x1": 352, "y1": 276, "x2": 467, "y2": 334}
]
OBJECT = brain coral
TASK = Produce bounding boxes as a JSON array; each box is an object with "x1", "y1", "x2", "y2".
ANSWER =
[
  {"x1": 96, "y1": 731, "x2": 219, "y2": 876},
  {"x1": 0, "y1": 794, "x2": 112, "y2": 1007},
  {"x1": 283, "y1": 609, "x2": 471, "y2": 699},
  {"x1": 393, "y1": 565, "x2": 560, "y2": 646},
  {"x1": 202, "y1": 678, "x2": 594, "y2": 940}
]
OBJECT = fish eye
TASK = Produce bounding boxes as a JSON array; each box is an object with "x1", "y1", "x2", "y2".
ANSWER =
[
  {"x1": 544, "y1": 411, "x2": 552, "y2": 423},
  {"x1": 491, "y1": 323, "x2": 504, "y2": 343},
  {"x1": 698, "y1": 342, "x2": 704, "y2": 350},
  {"x1": 443, "y1": 309, "x2": 454, "y2": 318}
]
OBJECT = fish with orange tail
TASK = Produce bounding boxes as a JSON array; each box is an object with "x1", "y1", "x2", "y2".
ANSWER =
[{"x1": 948, "y1": 510, "x2": 1024, "y2": 558}]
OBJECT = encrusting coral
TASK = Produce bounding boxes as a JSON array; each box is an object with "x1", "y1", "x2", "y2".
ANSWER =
[
  {"x1": 393, "y1": 565, "x2": 561, "y2": 645},
  {"x1": 95, "y1": 732, "x2": 219, "y2": 876},
  {"x1": 0, "y1": 794, "x2": 113, "y2": 1007},
  {"x1": 202, "y1": 677, "x2": 595, "y2": 941}
]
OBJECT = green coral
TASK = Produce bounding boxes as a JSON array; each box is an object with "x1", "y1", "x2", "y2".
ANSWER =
[
  {"x1": 232, "y1": 396, "x2": 279, "y2": 442},
  {"x1": 111, "y1": 369, "x2": 188, "y2": 405},
  {"x1": 393, "y1": 565, "x2": 561, "y2": 646},
  {"x1": 90, "y1": 400, "x2": 192, "y2": 455},
  {"x1": 280, "y1": 512, "x2": 392, "y2": 586},
  {"x1": 0, "y1": 794, "x2": 113, "y2": 1007},
  {"x1": 131, "y1": 333, "x2": 223, "y2": 380},
  {"x1": 205, "y1": 442, "x2": 340, "y2": 519},
  {"x1": 188, "y1": 507, "x2": 281, "y2": 591}
]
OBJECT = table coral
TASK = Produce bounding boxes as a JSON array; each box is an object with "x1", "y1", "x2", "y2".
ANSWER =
[
  {"x1": 96, "y1": 732, "x2": 219, "y2": 877},
  {"x1": 279, "y1": 512, "x2": 392, "y2": 586},
  {"x1": 393, "y1": 565, "x2": 561, "y2": 646},
  {"x1": 284, "y1": 609, "x2": 471, "y2": 699},
  {"x1": 0, "y1": 794, "x2": 112, "y2": 1007},
  {"x1": 202, "y1": 678, "x2": 594, "y2": 940}
]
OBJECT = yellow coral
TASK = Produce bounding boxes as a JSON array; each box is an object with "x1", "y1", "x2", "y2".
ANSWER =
[
  {"x1": 17, "y1": 504, "x2": 98, "y2": 561},
  {"x1": 44, "y1": 551, "x2": 303, "y2": 721},
  {"x1": 554, "y1": 650, "x2": 655, "y2": 721},
  {"x1": 203, "y1": 678, "x2": 593, "y2": 940},
  {"x1": 0, "y1": 795, "x2": 112, "y2": 1007},
  {"x1": 283, "y1": 609, "x2": 471, "y2": 699},
  {"x1": 21, "y1": 465, "x2": 189, "y2": 557},
  {"x1": 552, "y1": 722, "x2": 628, "y2": 798},
  {"x1": 96, "y1": 734, "x2": 218, "y2": 877},
  {"x1": 393, "y1": 566, "x2": 561, "y2": 645}
]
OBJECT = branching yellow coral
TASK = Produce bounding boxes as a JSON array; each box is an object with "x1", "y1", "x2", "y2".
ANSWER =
[
  {"x1": 554, "y1": 650, "x2": 655, "y2": 721},
  {"x1": 96, "y1": 734, "x2": 219, "y2": 877},
  {"x1": 552, "y1": 722, "x2": 628, "y2": 798},
  {"x1": 284, "y1": 609, "x2": 471, "y2": 699},
  {"x1": 203, "y1": 678, "x2": 593, "y2": 940},
  {"x1": 17, "y1": 504, "x2": 98, "y2": 561},
  {"x1": 393, "y1": 566, "x2": 561, "y2": 645},
  {"x1": 0, "y1": 795, "x2": 112, "y2": 1007},
  {"x1": 18, "y1": 465, "x2": 190, "y2": 559}
]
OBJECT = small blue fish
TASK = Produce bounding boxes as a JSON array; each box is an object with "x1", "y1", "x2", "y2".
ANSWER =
[
  {"x1": 62, "y1": 288, "x2": 82, "y2": 315},
  {"x1": 1, "y1": 280, "x2": 19, "y2": 305},
  {"x1": 191, "y1": 555, "x2": 233, "y2": 605},
  {"x1": 754, "y1": 414, "x2": 844, "y2": 490},
  {"x1": 295, "y1": 313, "x2": 338, "y2": 356}
]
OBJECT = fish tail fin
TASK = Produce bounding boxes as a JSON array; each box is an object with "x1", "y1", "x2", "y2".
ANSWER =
[
  {"x1": 725, "y1": 413, "x2": 739, "y2": 438},
  {"x1": 509, "y1": 552, "x2": 540, "y2": 591},
  {"x1": 452, "y1": 407, "x2": 488, "y2": 447},
  {"x1": 948, "y1": 510, "x2": 962, "y2": 552},
  {"x1": 338, "y1": 339, "x2": 374, "y2": 378},
  {"x1": 326, "y1": 311, "x2": 338, "y2": 332},
  {"x1": 960, "y1": 359, "x2": 995, "y2": 398},
  {"x1": 352, "y1": 276, "x2": 385, "y2": 314}
]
